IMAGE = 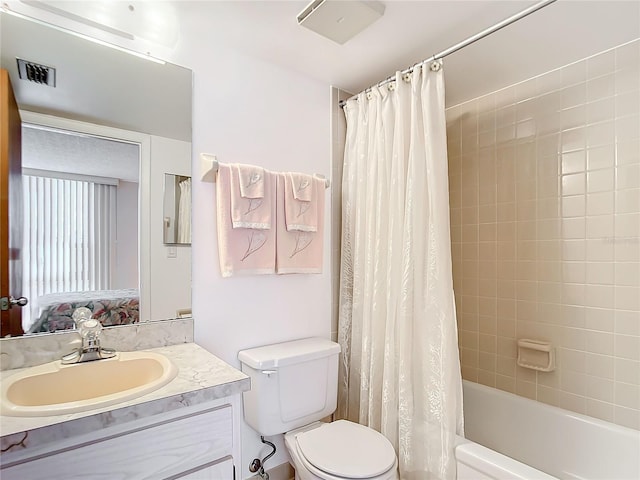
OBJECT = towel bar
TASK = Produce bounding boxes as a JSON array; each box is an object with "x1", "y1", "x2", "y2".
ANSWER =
[{"x1": 200, "y1": 152, "x2": 330, "y2": 188}]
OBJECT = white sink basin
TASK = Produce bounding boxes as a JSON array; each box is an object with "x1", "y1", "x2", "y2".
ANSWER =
[{"x1": 1, "y1": 351, "x2": 178, "y2": 417}]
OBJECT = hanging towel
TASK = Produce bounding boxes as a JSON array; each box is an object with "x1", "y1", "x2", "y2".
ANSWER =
[
  {"x1": 237, "y1": 164, "x2": 265, "y2": 198},
  {"x1": 230, "y1": 164, "x2": 272, "y2": 229},
  {"x1": 276, "y1": 173, "x2": 325, "y2": 274},
  {"x1": 288, "y1": 172, "x2": 313, "y2": 202},
  {"x1": 284, "y1": 172, "x2": 318, "y2": 232},
  {"x1": 216, "y1": 163, "x2": 276, "y2": 277}
]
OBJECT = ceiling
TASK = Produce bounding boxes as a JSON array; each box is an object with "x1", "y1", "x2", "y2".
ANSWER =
[
  {"x1": 22, "y1": 126, "x2": 140, "y2": 182},
  {"x1": 2, "y1": 0, "x2": 639, "y2": 129},
  {"x1": 171, "y1": 0, "x2": 640, "y2": 106}
]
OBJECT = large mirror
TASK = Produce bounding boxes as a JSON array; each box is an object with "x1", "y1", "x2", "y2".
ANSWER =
[{"x1": 1, "y1": 11, "x2": 192, "y2": 336}]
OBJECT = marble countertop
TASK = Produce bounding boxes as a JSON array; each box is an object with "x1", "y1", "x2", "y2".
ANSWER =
[{"x1": 0, "y1": 343, "x2": 250, "y2": 456}]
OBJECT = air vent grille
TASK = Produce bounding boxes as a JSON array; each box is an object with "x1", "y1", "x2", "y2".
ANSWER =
[{"x1": 16, "y1": 58, "x2": 56, "y2": 87}]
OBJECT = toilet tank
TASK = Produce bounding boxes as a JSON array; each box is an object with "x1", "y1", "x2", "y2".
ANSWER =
[{"x1": 238, "y1": 338, "x2": 341, "y2": 436}]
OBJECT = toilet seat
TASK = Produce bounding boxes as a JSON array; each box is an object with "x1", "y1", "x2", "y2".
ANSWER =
[{"x1": 294, "y1": 420, "x2": 397, "y2": 479}]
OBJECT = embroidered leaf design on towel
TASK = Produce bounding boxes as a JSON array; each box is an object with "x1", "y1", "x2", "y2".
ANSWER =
[
  {"x1": 298, "y1": 179, "x2": 310, "y2": 190},
  {"x1": 297, "y1": 201, "x2": 311, "y2": 218},
  {"x1": 246, "y1": 172, "x2": 261, "y2": 188},
  {"x1": 241, "y1": 231, "x2": 267, "y2": 261},
  {"x1": 290, "y1": 232, "x2": 312, "y2": 258},
  {"x1": 245, "y1": 198, "x2": 263, "y2": 215}
]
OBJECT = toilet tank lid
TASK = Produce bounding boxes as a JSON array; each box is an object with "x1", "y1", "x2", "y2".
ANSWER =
[{"x1": 238, "y1": 337, "x2": 341, "y2": 369}]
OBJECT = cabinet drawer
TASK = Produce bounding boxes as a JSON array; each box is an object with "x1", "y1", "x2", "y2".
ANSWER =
[
  {"x1": 170, "y1": 456, "x2": 234, "y2": 480},
  {"x1": 2, "y1": 405, "x2": 232, "y2": 480}
]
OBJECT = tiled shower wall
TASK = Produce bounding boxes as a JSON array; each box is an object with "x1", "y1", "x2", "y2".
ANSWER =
[{"x1": 446, "y1": 40, "x2": 639, "y2": 430}]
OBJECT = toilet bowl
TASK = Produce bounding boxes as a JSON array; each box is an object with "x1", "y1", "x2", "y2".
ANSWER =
[
  {"x1": 285, "y1": 421, "x2": 398, "y2": 480},
  {"x1": 238, "y1": 338, "x2": 399, "y2": 479}
]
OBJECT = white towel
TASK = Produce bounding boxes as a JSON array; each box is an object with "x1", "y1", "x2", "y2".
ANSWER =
[
  {"x1": 230, "y1": 164, "x2": 272, "y2": 230},
  {"x1": 216, "y1": 164, "x2": 276, "y2": 277},
  {"x1": 276, "y1": 173, "x2": 325, "y2": 274},
  {"x1": 284, "y1": 172, "x2": 318, "y2": 232}
]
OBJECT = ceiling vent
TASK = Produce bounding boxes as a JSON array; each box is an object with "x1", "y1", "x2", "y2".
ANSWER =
[
  {"x1": 297, "y1": 0, "x2": 385, "y2": 45},
  {"x1": 16, "y1": 58, "x2": 56, "y2": 87}
]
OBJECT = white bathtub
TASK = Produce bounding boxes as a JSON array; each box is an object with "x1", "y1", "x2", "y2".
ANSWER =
[{"x1": 456, "y1": 380, "x2": 640, "y2": 480}]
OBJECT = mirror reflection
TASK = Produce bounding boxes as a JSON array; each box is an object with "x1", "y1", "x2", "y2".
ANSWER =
[
  {"x1": 0, "y1": 12, "x2": 193, "y2": 336},
  {"x1": 163, "y1": 174, "x2": 192, "y2": 245},
  {"x1": 22, "y1": 124, "x2": 141, "y2": 333}
]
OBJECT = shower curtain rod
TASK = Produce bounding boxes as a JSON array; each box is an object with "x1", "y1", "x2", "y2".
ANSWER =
[{"x1": 338, "y1": 0, "x2": 557, "y2": 108}]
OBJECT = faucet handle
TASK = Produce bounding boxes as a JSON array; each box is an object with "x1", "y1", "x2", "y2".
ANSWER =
[
  {"x1": 78, "y1": 319, "x2": 102, "y2": 339},
  {"x1": 72, "y1": 307, "x2": 93, "y2": 328}
]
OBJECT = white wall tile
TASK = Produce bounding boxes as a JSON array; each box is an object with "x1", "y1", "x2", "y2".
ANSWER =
[
  {"x1": 616, "y1": 189, "x2": 640, "y2": 214},
  {"x1": 615, "y1": 357, "x2": 640, "y2": 384},
  {"x1": 587, "y1": 50, "x2": 616, "y2": 78},
  {"x1": 586, "y1": 398, "x2": 615, "y2": 422},
  {"x1": 563, "y1": 60, "x2": 587, "y2": 86},
  {"x1": 587, "y1": 144, "x2": 615, "y2": 171},
  {"x1": 615, "y1": 286, "x2": 640, "y2": 311},
  {"x1": 614, "y1": 310, "x2": 639, "y2": 336},
  {"x1": 615, "y1": 334, "x2": 640, "y2": 360},
  {"x1": 585, "y1": 262, "x2": 615, "y2": 285},
  {"x1": 585, "y1": 329, "x2": 614, "y2": 355},
  {"x1": 585, "y1": 307, "x2": 615, "y2": 332},
  {"x1": 615, "y1": 68, "x2": 640, "y2": 94},
  {"x1": 587, "y1": 168, "x2": 615, "y2": 192},
  {"x1": 614, "y1": 382, "x2": 639, "y2": 410},
  {"x1": 616, "y1": 91, "x2": 640, "y2": 118},
  {"x1": 586, "y1": 352, "x2": 615, "y2": 378},
  {"x1": 585, "y1": 375, "x2": 614, "y2": 402},
  {"x1": 587, "y1": 74, "x2": 615, "y2": 100},
  {"x1": 616, "y1": 164, "x2": 640, "y2": 190},
  {"x1": 587, "y1": 97, "x2": 615, "y2": 124},
  {"x1": 616, "y1": 139, "x2": 640, "y2": 165},
  {"x1": 614, "y1": 405, "x2": 640, "y2": 430},
  {"x1": 615, "y1": 41, "x2": 640, "y2": 70},
  {"x1": 587, "y1": 121, "x2": 615, "y2": 147},
  {"x1": 615, "y1": 263, "x2": 640, "y2": 287}
]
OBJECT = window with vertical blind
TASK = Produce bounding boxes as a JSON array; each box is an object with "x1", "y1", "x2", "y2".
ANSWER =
[{"x1": 22, "y1": 173, "x2": 116, "y2": 331}]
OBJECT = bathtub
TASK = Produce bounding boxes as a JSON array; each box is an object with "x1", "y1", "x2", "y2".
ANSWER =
[{"x1": 456, "y1": 380, "x2": 640, "y2": 480}]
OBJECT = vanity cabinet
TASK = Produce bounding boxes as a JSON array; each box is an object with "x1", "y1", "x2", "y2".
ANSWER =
[{"x1": 1, "y1": 401, "x2": 237, "y2": 480}]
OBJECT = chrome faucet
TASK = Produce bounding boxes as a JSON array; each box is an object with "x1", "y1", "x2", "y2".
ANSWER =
[{"x1": 61, "y1": 307, "x2": 116, "y2": 364}]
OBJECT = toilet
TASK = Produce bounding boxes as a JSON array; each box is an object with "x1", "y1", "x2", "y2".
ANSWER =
[{"x1": 238, "y1": 337, "x2": 398, "y2": 480}]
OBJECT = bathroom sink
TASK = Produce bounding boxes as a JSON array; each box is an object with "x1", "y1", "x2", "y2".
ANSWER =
[{"x1": 1, "y1": 351, "x2": 178, "y2": 417}]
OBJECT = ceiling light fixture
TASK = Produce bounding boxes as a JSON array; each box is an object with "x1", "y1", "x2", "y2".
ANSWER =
[{"x1": 0, "y1": 6, "x2": 166, "y2": 65}]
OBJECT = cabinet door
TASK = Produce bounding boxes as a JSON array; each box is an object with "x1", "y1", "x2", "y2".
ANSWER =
[
  {"x1": 173, "y1": 456, "x2": 234, "y2": 480},
  {"x1": 1, "y1": 406, "x2": 232, "y2": 480}
]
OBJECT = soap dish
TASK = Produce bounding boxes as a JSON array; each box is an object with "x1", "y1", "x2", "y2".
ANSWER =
[{"x1": 517, "y1": 339, "x2": 555, "y2": 372}]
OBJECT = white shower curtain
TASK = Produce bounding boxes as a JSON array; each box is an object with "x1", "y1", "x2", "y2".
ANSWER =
[
  {"x1": 178, "y1": 177, "x2": 191, "y2": 244},
  {"x1": 337, "y1": 63, "x2": 463, "y2": 479}
]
